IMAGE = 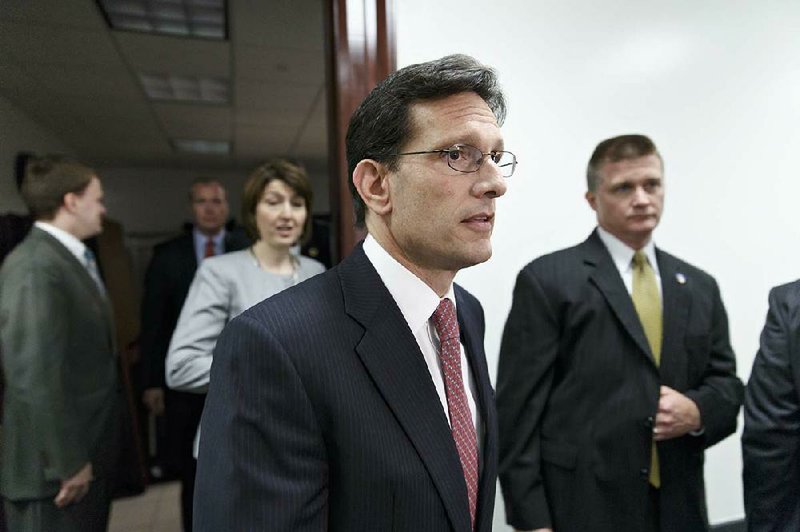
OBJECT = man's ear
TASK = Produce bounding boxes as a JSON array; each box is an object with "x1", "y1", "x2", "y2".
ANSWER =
[
  {"x1": 585, "y1": 190, "x2": 597, "y2": 212},
  {"x1": 352, "y1": 159, "x2": 392, "y2": 217},
  {"x1": 62, "y1": 191, "x2": 79, "y2": 214}
]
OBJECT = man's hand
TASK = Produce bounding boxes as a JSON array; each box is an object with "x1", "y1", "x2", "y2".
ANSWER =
[
  {"x1": 654, "y1": 385, "x2": 701, "y2": 441},
  {"x1": 142, "y1": 387, "x2": 165, "y2": 416},
  {"x1": 54, "y1": 462, "x2": 93, "y2": 508}
]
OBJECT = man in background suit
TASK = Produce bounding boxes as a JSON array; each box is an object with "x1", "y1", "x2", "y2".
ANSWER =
[
  {"x1": 0, "y1": 156, "x2": 120, "y2": 531},
  {"x1": 139, "y1": 177, "x2": 247, "y2": 531},
  {"x1": 194, "y1": 54, "x2": 515, "y2": 531},
  {"x1": 0, "y1": 152, "x2": 36, "y2": 532},
  {"x1": 742, "y1": 281, "x2": 800, "y2": 531},
  {"x1": 497, "y1": 134, "x2": 743, "y2": 532}
]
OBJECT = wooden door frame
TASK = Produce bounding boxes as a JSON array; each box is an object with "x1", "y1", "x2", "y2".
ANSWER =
[{"x1": 325, "y1": 0, "x2": 396, "y2": 262}]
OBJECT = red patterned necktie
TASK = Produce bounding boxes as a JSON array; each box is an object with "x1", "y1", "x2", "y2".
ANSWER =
[
  {"x1": 204, "y1": 237, "x2": 215, "y2": 258},
  {"x1": 431, "y1": 298, "x2": 479, "y2": 530}
]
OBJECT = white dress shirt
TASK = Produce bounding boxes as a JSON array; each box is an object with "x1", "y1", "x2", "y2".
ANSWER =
[
  {"x1": 363, "y1": 235, "x2": 482, "y2": 445},
  {"x1": 35, "y1": 221, "x2": 89, "y2": 267},
  {"x1": 596, "y1": 226, "x2": 662, "y2": 299},
  {"x1": 596, "y1": 227, "x2": 704, "y2": 436},
  {"x1": 193, "y1": 227, "x2": 226, "y2": 264}
]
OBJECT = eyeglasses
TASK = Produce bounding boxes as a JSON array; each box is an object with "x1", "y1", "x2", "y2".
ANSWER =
[{"x1": 392, "y1": 144, "x2": 518, "y2": 178}]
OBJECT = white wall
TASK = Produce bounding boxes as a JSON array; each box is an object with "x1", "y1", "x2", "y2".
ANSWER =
[
  {"x1": 397, "y1": 0, "x2": 800, "y2": 527},
  {"x1": 0, "y1": 93, "x2": 73, "y2": 213}
]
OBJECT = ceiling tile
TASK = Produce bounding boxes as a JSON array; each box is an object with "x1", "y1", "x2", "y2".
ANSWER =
[
  {"x1": 115, "y1": 31, "x2": 230, "y2": 77},
  {"x1": 0, "y1": 63, "x2": 40, "y2": 100},
  {"x1": 0, "y1": 22, "x2": 121, "y2": 67},
  {"x1": 234, "y1": 45, "x2": 325, "y2": 85},
  {"x1": 234, "y1": 124, "x2": 292, "y2": 156},
  {"x1": 0, "y1": 0, "x2": 108, "y2": 29},
  {"x1": 21, "y1": 63, "x2": 144, "y2": 102},
  {"x1": 235, "y1": 79, "x2": 319, "y2": 111},
  {"x1": 287, "y1": 84, "x2": 328, "y2": 159},
  {"x1": 153, "y1": 103, "x2": 232, "y2": 138},
  {"x1": 233, "y1": 107, "x2": 301, "y2": 128},
  {"x1": 0, "y1": 0, "x2": 329, "y2": 172},
  {"x1": 230, "y1": 0, "x2": 324, "y2": 50}
]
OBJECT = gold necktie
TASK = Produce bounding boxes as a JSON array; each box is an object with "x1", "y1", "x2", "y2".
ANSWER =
[{"x1": 632, "y1": 250, "x2": 662, "y2": 488}]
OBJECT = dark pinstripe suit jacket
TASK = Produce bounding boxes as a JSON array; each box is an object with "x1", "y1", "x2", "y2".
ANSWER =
[
  {"x1": 194, "y1": 244, "x2": 497, "y2": 531},
  {"x1": 497, "y1": 230, "x2": 743, "y2": 532},
  {"x1": 743, "y1": 280, "x2": 800, "y2": 532}
]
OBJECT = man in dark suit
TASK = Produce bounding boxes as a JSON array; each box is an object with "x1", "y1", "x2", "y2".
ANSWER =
[
  {"x1": 194, "y1": 54, "x2": 514, "y2": 531},
  {"x1": 139, "y1": 177, "x2": 248, "y2": 531},
  {"x1": 497, "y1": 134, "x2": 743, "y2": 532},
  {"x1": 0, "y1": 156, "x2": 120, "y2": 531},
  {"x1": 742, "y1": 281, "x2": 800, "y2": 531}
]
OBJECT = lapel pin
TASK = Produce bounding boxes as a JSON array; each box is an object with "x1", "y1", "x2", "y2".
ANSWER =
[{"x1": 675, "y1": 273, "x2": 686, "y2": 285}]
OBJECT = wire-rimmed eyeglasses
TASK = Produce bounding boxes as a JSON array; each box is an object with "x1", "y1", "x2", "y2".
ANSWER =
[{"x1": 392, "y1": 144, "x2": 518, "y2": 178}]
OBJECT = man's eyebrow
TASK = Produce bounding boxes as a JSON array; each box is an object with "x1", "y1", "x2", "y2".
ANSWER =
[{"x1": 434, "y1": 136, "x2": 505, "y2": 151}]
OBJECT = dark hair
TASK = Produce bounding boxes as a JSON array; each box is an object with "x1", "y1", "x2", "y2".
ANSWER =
[
  {"x1": 345, "y1": 54, "x2": 506, "y2": 226},
  {"x1": 241, "y1": 160, "x2": 314, "y2": 244},
  {"x1": 587, "y1": 134, "x2": 662, "y2": 192},
  {"x1": 21, "y1": 155, "x2": 95, "y2": 220},
  {"x1": 188, "y1": 177, "x2": 226, "y2": 201}
]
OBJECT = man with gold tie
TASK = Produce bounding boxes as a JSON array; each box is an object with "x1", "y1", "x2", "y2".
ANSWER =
[
  {"x1": 497, "y1": 134, "x2": 743, "y2": 532},
  {"x1": 0, "y1": 156, "x2": 121, "y2": 531}
]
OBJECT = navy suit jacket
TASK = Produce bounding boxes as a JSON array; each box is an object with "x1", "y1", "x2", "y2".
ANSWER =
[{"x1": 194, "y1": 244, "x2": 498, "y2": 531}]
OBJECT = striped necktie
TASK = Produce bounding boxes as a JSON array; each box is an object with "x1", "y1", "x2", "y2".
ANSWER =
[
  {"x1": 84, "y1": 248, "x2": 106, "y2": 295},
  {"x1": 204, "y1": 237, "x2": 216, "y2": 258}
]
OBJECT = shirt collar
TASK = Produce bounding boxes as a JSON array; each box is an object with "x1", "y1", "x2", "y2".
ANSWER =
[
  {"x1": 34, "y1": 221, "x2": 87, "y2": 263},
  {"x1": 363, "y1": 235, "x2": 457, "y2": 334},
  {"x1": 193, "y1": 227, "x2": 225, "y2": 247},
  {"x1": 596, "y1": 225, "x2": 660, "y2": 275}
]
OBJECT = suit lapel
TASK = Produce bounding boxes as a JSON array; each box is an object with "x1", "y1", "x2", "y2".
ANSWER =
[
  {"x1": 656, "y1": 249, "x2": 691, "y2": 374},
  {"x1": 339, "y1": 246, "x2": 472, "y2": 532},
  {"x1": 583, "y1": 231, "x2": 657, "y2": 367},
  {"x1": 180, "y1": 233, "x2": 199, "y2": 269},
  {"x1": 33, "y1": 228, "x2": 116, "y2": 352},
  {"x1": 455, "y1": 286, "x2": 497, "y2": 531}
]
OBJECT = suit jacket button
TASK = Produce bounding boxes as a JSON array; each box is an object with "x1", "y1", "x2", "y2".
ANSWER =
[
  {"x1": 644, "y1": 416, "x2": 654, "y2": 428},
  {"x1": 640, "y1": 468, "x2": 649, "y2": 478}
]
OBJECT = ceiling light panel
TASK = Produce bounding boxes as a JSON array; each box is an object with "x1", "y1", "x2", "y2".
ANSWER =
[
  {"x1": 139, "y1": 73, "x2": 228, "y2": 103},
  {"x1": 99, "y1": 0, "x2": 227, "y2": 40},
  {"x1": 172, "y1": 139, "x2": 230, "y2": 155}
]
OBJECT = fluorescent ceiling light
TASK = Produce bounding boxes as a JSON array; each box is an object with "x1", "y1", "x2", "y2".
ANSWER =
[
  {"x1": 99, "y1": 0, "x2": 227, "y2": 40},
  {"x1": 172, "y1": 139, "x2": 230, "y2": 155},
  {"x1": 139, "y1": 73, "x2": 228, "y2": 103}
]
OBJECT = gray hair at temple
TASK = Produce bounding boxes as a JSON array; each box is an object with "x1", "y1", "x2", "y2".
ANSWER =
[
  {"x1": 586, "y1": 134, "x2": 663, "y2": 192},
  {"x1": 345, "y1": 54, "x2": 507, "y2": 227}
]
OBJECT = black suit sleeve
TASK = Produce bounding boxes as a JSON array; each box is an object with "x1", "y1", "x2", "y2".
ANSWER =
[
  {"x1": 139, "y1": 249, "x2": 175, "y2": 389},
  {"x1": 683, "y1": 278, "x2": 743, "y2": 448},
  {"x1": 742, "y1": 286, "x2": 800, "y2": 531},
  {"x1": 497, "y1": 267, "x2": 557, "y2": 530},
  {"x1": 223, "y1": 227, "x2": 251, "y2": 252},
  {"x1": 194, "y1": 314, "x2": 328, "y2": 531}
]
